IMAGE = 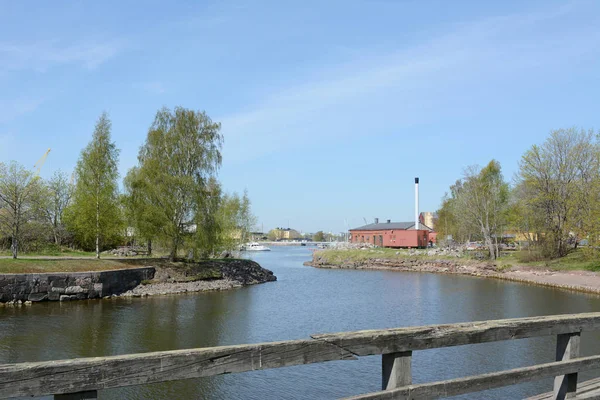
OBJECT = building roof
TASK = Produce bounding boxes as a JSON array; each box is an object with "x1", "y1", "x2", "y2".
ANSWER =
[{"x1": 349, "y1": 221, "x2": 433, "y2": 231}]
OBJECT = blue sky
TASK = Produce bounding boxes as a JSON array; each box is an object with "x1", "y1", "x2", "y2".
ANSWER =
[{"x1": 1, "y1": 1, "x2": 599, "y2": 234}]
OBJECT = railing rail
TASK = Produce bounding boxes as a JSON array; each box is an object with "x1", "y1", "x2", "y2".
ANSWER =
[{"x1": 2, "y1": 312, "x2": 600, "y2": 399}]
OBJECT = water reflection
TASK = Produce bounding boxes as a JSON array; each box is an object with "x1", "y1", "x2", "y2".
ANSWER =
[{"x1": 2, "y1": 247, "x2": 600, "y2": 399}]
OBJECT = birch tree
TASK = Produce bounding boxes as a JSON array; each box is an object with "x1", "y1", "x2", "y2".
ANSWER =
[
  {"x1": 40, "y1": 170, "x2": 73, "y2": 245},
  {"x1": 65, "y1": 113, "x2": 122, "y2": 258},
  {"x1": 125, "y1": 106, "x2": 222, "y2": 260},
  {"x1": 0, "y1": 162, "x2": 43, "y2": 258},
  {"x1": 517, "y1": 128, "x2": 600, "y2": 258},
  {"x1": 452, "y1": 160, "x2": 509, "y2": 259}
]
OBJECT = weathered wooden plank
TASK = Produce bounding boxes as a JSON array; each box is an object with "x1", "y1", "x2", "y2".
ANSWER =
[
  {"x1": 313, "y1": 313, "x2": 600, "y2": 356},
  {"x1": 554, "y1": 332, "x2": 581, "y2": 399},
  {"x1": 528, "y1": 376, "x2": 600, "y2": 399},
  {"x1": 54, "y1": 390, "x2": 97, "y2": 399},
  {"x1": 382, "y1": 352, "x2": 412, "y2": 390},
  {"x1": 343, "y1": 355, "x2": 600, "y2": 400},
  {"x1": 0, "y1": 339, "x2": 356, "y2": 398},
  {"x1": 2, "y1": 312, "x2": 600, "y2": 398}
]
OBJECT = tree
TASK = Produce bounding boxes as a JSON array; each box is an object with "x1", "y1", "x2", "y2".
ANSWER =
[
  {"x1": 0, "y1": 162, "x2": 43, "y2": 258},
  {"x1": 238, "y1": 190, "x2": 257, "y2": 245},
  {"x1": 125, "y1": 106, "x2": 223, "y2": 260},
  {"x1": 65, "y1": 112, "x2": 123, "y2": 258},
  {"x1": 40, "y1": 170, "x2": 73, "y2": 245},
  {"x1": 517, "y1": 128, "x2": 599, "y2": 258},
  {"x1": 313, "y1": 231, "x2": 325, "y2": 242},
  {"x1": 446, "y1": 160, "x2": 509, "y2": 259},
  {"x1": 194, "y1": 178, "x2": 224, "y2": 258}
]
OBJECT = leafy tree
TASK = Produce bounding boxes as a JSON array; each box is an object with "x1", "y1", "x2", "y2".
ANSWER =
[
  {"x1": 40, "y1": 170, "x2": 73, "y2": 245},
  {"x1": 313, "y1": 231, "x2": 325, "y2": 242},
  {"x1": 194, "y1": 177, "x2": 224, "y2": 258},
  {"x1": 517, "y1": 128, "x2": 599, "y2": 258},
  {"x1": 444, "y1": 160, "x2": 509, "y2": 259},
  {"x1": 125, "y1": 106, "x2": 223, "y2": 260},
  {"x1": 0, "y1": 161, "x2": 43, "y2": 258},
  {"x1": 65, "y1": 112, "x2": 123, "y2": 258},
  {"x1": 238, "y1": 189, "x2": 257, "y2": 244}
]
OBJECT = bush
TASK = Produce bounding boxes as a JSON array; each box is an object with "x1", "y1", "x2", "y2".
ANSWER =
[{"x1": 515, "y1": 249, "x2": 546, "y2": 263}]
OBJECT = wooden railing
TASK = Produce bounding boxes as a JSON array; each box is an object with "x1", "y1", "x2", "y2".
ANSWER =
[{"x1": 2, "y1": 313, "x2": 600, "y2": 399}]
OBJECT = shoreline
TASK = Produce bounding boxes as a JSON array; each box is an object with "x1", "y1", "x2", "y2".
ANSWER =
[
  {"x1": 0, "y1": 259, "x2": 276, "y2": 306},
  {"x1": 308, "y1": 256, "x2": 600, "y2": 296}
]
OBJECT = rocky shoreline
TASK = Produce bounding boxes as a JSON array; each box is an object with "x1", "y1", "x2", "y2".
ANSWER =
[
  {"x1": 308, "y1": 253, "x2": 600, "y2": 296},
  {"x1": 0, "y1": 259, "x2": 276, "y2": 306},
  {"x1": 120, "y1": 258, "x2": 276, "y2": 298}
]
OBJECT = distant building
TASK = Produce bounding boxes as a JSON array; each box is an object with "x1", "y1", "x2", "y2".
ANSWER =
[
  {"x1": 419, "y1": 212, "x2": 437, "y2": 231},
  {"x1": 349, "y1": 218, "x2": 433, "y2": 248},
  {"x1": 269, "y1": 227, "x2": 301, "y2": 240}
]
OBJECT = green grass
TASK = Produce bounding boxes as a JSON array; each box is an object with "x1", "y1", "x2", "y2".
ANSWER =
[
  {"x1": 0, "y1": 248, "x2": 96, "y2": 257},
  {"x1": 318, "y1": 248, "x2": 600, "y2": 273},
  {"x1": 0, "y1": 257, "x2": 229, "y2": 278},
  {"x1": 315, "y1": 248, "x2": 466, "y2": 266},
  {"x1": 497, "y1": 250, "x2": 600, "y2": 272},
  {"x1": 0, "y1": 259, "x2": 139, "y2": 273}
]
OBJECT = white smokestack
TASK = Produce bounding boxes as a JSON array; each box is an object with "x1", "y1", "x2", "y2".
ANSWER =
[{"x1": 415, "y1": 177, "x2": 420, "y2": 230}]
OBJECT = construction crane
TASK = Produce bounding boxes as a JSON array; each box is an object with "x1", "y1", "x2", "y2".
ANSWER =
[{"x1": 34, "y1": 148, "x2": 51, "y2": 176}]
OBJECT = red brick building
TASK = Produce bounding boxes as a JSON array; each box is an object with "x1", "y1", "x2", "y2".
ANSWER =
[{"x1": 349, "y1": 219, "x2": 433, "y2": 248}]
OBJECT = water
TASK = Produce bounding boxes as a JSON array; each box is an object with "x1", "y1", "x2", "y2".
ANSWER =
[{"x1": 2, "y1": 246, "x2": 600, "y2": 399}]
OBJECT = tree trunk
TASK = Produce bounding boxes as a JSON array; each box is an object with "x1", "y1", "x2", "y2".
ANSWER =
[
  {"x1": 147, "y1": 239, "x2": 152, "y2": 256},
  {"x1": 11, "y1": 236, "x2": 17, "y2": 259},
  {"x1": 485, "y1": 235, "x2": 496, "y2": 260},
  {"x1": 96, "y1": 194, "x2": 100, "y2": 259}
]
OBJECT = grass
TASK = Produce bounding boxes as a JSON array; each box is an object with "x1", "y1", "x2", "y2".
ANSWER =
[
  {"x1": 497, "y1": 250, "x2": 600, "y2": 272},
  {"x1": 317, "y1": 248, "x2": 600, "y2": 273},
  {"x1": 315, "y1": 248, "x2": 466, "y2": 266},
  {"x1": 0, "y1": 256, "x2": 230, "y2": 279},
  {"x1": 0, "y1": 259, "x2": 139, "y2": 274},
  {"x1": 0, "y1": 249, "x2": 97, "y2": 257}
]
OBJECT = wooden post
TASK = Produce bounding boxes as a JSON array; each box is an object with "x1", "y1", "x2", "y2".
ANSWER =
[
  {"x1": 553, "y1": 332, "x2": 580, "y2": 399},
  {"x1": 382, "y1": 351, "x2": 412, "y2": 390},
  {"x1": 54, "y1": 391, "x2": 98, "y2": 400}
]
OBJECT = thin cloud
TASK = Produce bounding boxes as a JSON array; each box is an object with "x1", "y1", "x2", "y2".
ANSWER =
[
  {"x1": 0, "y1": 38, "x2": 125, "y2": 72},
  {"x1": 0, "y1": 97, "x2": 45, "y2": 123},
  {"x1": 218, "y1": 2, "x2": 596, "y2": 163},
  {"x1": 133, "y1": 81, "x2": 166, "y2": 95}
]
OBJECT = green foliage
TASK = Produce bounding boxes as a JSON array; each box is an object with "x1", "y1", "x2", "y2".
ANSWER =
[
  {"x1": 437, "y1": 160, "x2": 509, "y2": 259},
  {"x1": 0, "y1": 161, "x2": 45, "y2": 258},
  {"x1": 313, "y1": 231, "x2": 325, "y2": 242},
  {"x1": 64, "y1": 112, "x2": 124, "y2": 257},
  {"x1": 124, "y1": 106, "x2": 223, "y2": 260},
  {"x1": 517, "y1": 128, "x2": 599, "y2": 258},
  {"x1": 39, "y1": 170, "x2": 73, "y2": 246}
]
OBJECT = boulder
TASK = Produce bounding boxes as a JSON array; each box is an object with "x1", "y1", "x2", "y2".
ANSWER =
[{"x1": 28, "y1": 293, "x2": 48, "y2": 302}]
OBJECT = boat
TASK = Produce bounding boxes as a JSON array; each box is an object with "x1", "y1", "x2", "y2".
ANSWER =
[{"x1": 243, "y1": 242, "x2": 271, "y2": 251}]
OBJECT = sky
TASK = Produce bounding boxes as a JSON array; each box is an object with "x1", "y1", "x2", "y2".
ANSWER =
[{"x1": 1, "y1": 0, "x2": 599, "y2": 234}]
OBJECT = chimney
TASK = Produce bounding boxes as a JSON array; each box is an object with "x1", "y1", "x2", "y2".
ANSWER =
[
  {"x1": 387, "y1": 219, "x2": 391, "y2": 223},
  {"x1": 374, "y1": 218, "x2": 379, "y2": 224},
  {"x1": 415, "y1": 177, "x2": 420, "y2": 230}
]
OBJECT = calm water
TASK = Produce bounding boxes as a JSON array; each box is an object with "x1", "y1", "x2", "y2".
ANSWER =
[{"x1": 2, "y1": 247, "x2": 600, "y2": 399}]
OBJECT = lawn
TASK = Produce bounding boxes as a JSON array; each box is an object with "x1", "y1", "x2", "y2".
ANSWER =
[
  {"x1": 314, "y1": 248, "x2": 465, "y2": 266},
  {"x1": 497, "y1": 250, "x2": 600, "y2": 272},
  {"x1": 317, "y1": 247, "x2": 600, "y2": 273},
  {"x1": 0, "y1": 257, "x2": 228, "y2": 277},
  {"x1": 0, "y1": 259, "x2": 141, "y2": 274},
  {"x1": 0, "y1": 249, "x2": 97, "y2": 258}
]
